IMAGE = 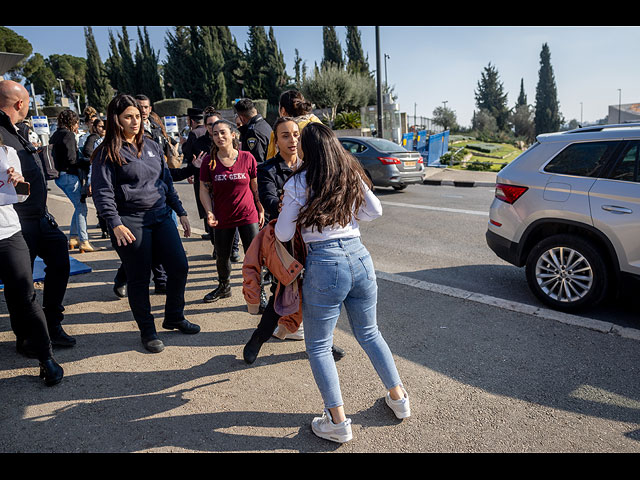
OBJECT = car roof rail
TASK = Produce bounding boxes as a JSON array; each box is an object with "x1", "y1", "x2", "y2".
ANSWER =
[{"x1": 563, "y1": 122, "x2": 640, "y2": 134}]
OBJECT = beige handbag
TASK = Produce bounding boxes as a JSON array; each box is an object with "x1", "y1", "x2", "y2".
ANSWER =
[{"x1": 166, "y1": 141, "x2": 183, "y2": 168}]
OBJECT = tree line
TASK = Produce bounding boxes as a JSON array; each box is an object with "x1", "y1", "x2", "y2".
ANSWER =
[
  {"x1": 433, "y1": 43, "x2": 565, "y2": 143},
  {"x1": 2, "y1": 26, "x2": 378, "y2": 127},
  {"x1": 3, "y1": 26, "x2": 567, "y2": 140}
]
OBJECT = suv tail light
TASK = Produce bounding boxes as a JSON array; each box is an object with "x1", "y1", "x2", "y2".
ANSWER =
[
  {"x1": 378, "y1": 156, "x2": 401, "y2": 165},
  {"x1": 495, "y1": 183, "x2": 528, "y2": 204}
]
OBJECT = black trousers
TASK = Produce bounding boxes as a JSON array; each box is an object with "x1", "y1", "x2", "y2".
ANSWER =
[
  {"x1": 111, "y1": 208, "x2": 188, "y2": 339},
  {"x1": 11, "y1": 214, "x2": 70, "y2": 331},
  {"x1": 253, "y1": 281, "x2": 280, "y2": 343},
  {"x1": 213, "y1": 223, "x2": 258, "y2": 284},
  {"x1": 1, "y1": 231, "x2": 52, "y2": 361}
]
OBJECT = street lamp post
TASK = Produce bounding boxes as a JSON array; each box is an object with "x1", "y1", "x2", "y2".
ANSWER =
[{"x1": 618, "y1": 89, "x2": 622, "y2": 123}]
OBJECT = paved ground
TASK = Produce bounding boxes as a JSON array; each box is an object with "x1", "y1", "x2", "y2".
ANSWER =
[{"x1": 0, "y1": 179, "x2": 639, "y2": 453}]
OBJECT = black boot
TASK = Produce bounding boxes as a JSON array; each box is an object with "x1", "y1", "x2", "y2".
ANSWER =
[
  {"x1": 243, "y1": 331, "x2": 265, "y2": 364},
  {"x1": 39, "y1": 358, "x2": 64, "y2": 386},
  {"x1": 203, "y1": 282, "x2": 231, "y2": 303},
  {"x1": 49, "y1": 324, "x2": 76, "y2": 348}
]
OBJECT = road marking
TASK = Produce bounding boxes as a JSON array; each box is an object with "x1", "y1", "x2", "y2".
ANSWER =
[
  {"x1": 381, "y1": 200, "x2": 488, "y2": 217},
  {"x1": 375, "y1": 270, "x2": 640, "y2": 341}
]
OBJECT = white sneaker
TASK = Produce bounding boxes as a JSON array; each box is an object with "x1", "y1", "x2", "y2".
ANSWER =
[
  {"x1": 385, "y1": 387, "x2": 410, "y2": 419},
  {"x1": 311, "y1": 409, "x2": 352, "y2": 443},
  {"x1": 272, "y1": 324, "x2": 304, "y2": 340}
]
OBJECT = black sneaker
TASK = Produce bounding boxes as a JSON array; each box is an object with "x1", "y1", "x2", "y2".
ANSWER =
[
  {"x1": 113, "y1": 283, "x2": 127, "y2": 298},
  {"x1": 332, "y1": 345, "x2": 346, "y2": 361},
  {"x1": 203, "y1": 284, "x2": 231, "y2": 303}
]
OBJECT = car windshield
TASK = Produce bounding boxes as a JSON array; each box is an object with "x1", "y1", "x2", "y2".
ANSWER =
[{"x1": 366, "y1": 138, "x2": 409, "y2": 153}]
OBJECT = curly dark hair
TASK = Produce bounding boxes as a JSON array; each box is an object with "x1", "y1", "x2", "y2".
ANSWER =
[{"x1": 57, "y1": 109, "x2": 79, "y2": 130}]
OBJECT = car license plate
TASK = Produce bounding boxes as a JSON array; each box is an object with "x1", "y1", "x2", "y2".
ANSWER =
[{"x1": 404, "y1": 161, "x2": 416, "y2": 167}]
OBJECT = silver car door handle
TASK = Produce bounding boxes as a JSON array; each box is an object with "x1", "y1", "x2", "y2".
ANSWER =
[{"x1": 601, "y1": 205, "x2": 633, "y2": 214}]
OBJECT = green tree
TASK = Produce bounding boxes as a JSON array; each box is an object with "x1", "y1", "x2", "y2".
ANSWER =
[
  {"x1": 301, "y1": 65, "x2": 374, "y2": 125},
  {"x1": 322, "y1": 26, "x2": 343, "y2": 69},
  {"x1": 264, "y1": 26, "x2": 289, "y2": 106},
  {"x1": 432, "y1": 105, "x2": 458, "y2": 131},
  {"x1": 345, "y1": 26, "x2": 369, "y2": 76},
  {"x1": 135, "y1": 26, "x2": 163, "y2": 101},
  {"x1": 84, "y1": 26, "x2": 113, "y2": 114},
  {"x1": 512, "y1": 78, "x2": 534, "y2": 142},
  {"x1": 22, "y1": 53, "x2": 56, "y2": 106},
  {"x1": 0, "y1": 27, "x2": 32, "y2": 78},
  {"x1": 534, "y1": 43, "x2": 563, "y2": 135},
  {"x1": 516, "y1": 78, "x2": 527, "y2": 107},
  {"x1": 190, "y1": 26, "x2": 227, "y2": 108},
  {"x1": 474, "y1": 62, "x2": 510, "y2": 131},
  {"x1": 244, "y1": 26, "x2": 270, "y2": 100},
  {"x1": 163, "y1": 26, "x2": 195, "y2": 99},
  {"x1": 293, "y1": 48, "x2": 307, "y2": 87},
  {"x1": 217, "y1": 26, "x2": 247, "y2": 104},
  {"x1": 116, "y1": 26, "x2": 137, "y2": 95},
  {"x1": 105, "y1": 30, "x2": 125, "y2": 95},
  {"x1": 47, "y1": 54, "x2": 87, "y2": 106}
]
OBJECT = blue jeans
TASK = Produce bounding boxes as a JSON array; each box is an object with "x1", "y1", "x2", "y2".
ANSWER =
[
  {"x1": 302, "y1": 236, "x2": 402, "y2": 409},
  {"x1": 55, "y1": 172, "x2": 88, "y2": 242}
]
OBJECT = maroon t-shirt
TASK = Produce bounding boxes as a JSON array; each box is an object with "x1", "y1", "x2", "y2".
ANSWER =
[{"x1": 199, "y1": 150, "x2": 259, "y2": 228}]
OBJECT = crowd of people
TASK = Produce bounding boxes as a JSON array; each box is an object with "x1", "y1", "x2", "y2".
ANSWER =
[{"x1": 0, "y1": 80, "x2": 409, "y2": 443}]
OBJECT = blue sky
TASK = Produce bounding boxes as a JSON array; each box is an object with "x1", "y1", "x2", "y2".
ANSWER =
[{"x1": 6, "y1": 25, "x2": 640, "y2": 128}]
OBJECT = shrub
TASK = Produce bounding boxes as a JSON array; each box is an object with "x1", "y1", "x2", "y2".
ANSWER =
[{"x1": 152, "y1": 98, "x2": 193, "y2": 117}]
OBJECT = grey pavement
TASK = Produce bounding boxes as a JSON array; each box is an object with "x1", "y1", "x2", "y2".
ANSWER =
[
  {"x1": 0, "y1": 186, "x2": 639, "y2": 453},
  {"x1": 423, "y1": 166, "x2": 497, "y2": 187}
]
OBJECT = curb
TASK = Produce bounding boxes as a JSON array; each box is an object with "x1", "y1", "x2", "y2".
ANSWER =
[{"x1": 423, "y1": 179, "x2": 496, "y2": 188}]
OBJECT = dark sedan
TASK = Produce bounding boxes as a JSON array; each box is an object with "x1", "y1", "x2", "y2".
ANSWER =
[{"x1": 339, "y1": 136, "x2": 425, "y2": 190}]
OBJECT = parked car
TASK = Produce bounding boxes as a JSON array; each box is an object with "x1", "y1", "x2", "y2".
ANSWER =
[
  {"x1": 339, "y1": 136, "x2": 424, "y2": 190},
  {"x1": 486, "y1": 123, "x2": 640, "y2": 312}
]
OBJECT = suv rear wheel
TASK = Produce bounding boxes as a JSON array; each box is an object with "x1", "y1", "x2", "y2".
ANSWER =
[{"x1": 525, "y1": 234, "x2": 609, "y2": 311}]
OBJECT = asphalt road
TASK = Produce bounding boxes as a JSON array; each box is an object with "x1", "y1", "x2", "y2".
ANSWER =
[{"x1": 0, "y1": 180, "x2": 638, "y2": 453}]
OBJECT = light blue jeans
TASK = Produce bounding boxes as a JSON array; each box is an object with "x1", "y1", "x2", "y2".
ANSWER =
[
  {"x1": 302, "y1": 236, "x2": 402, "y2": 409},
  {"x1": 55, "y1": 172, "x2": 88, "y2": 242}
]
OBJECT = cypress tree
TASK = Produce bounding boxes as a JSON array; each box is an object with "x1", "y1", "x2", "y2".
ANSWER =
[
  {"x1": 189, "y1": 26, "x2": 226, "y2": 108},
  {"x1": 117, "y1": 26, "x2": 137, "y2": 96},
  {"x1": 265, "y1": 26, "x2": 289, "y2": 106},
  {"x1": 345, "y1": 26, "x2": 369, "y2": 76},
  {"x1": 84, "y1": 26, "x2": 113, "y2": 113},
  {"x1": 474, "y1": 62, "x2": 510, "y2": 131},
  {"x1": 245, "y1": 26, "x2": 270, "y2": 100},
  {"x1": 322, "y1": 26, "x2": 343, "y2": 69},
  {"x1": 217, "y1": 26, "x2": 247, "y2": 104},
  {"x1": 534, "y1": 43, "x2": 563, "y2": 135},
  {"x1": 135, "y1": 26, "x2": 163, "y2": 102},
  {"x1": 517, "y1": 78, "x2": 527, "y2": 107},
  {"x1": 163, "y1": 26, "x2": 194, "y2": 99},
  {"x1": 105, "y1": 30, "x2": 125, "y2": 95}
]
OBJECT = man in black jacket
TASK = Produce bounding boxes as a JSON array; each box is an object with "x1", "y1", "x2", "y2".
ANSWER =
[
  {"x1": 234, "y1": 99, "x2": 272, "y2": 164},
  {"x1": 0, "y1": 80, "x2": 75, "y2": 350}
]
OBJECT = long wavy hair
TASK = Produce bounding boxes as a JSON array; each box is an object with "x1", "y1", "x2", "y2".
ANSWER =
[
  {"x1": 91, "y1": 94, "x2": 144, "y2": 166},
  {"x1": 293, "y1": 122, "x2": 372, "y2": 232},
  {"x1": 208, "y1": 119, "x2": 240, "y2": 170}
]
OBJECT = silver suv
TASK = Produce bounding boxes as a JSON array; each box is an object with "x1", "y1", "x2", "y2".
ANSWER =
[{"x1": 486, "y1": 123, "x2": 640, "y2": 312}]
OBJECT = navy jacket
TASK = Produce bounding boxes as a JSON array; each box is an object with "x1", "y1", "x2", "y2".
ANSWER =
[{"x1": 91, "y1": 137, "x2": 187, "y2": 229}]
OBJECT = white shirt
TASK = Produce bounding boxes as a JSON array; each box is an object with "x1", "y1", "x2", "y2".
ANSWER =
[
  {"x1": 0, "y1": 146, "x2": 25, "y2": 240},
  {"x1": 275, "y1": 170, "x2": 382, "y2": 243}
]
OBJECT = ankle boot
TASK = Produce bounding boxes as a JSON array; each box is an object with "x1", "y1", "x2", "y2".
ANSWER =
[
  {"x1": 39, "y1": 358, "x2": 64, "y2": 386},
  {"x1": 243, "y1": 331, "x2": 265, "y2": 364},
  {"x1": 203, "y1": 282, "x2": 231, "y2": 303},
  {"x1": 68, "y1": 236, "x2": 79, "y2": 250}
]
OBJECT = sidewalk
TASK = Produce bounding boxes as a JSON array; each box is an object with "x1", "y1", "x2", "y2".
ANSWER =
[
  {"x1": 422, "y1": 166, "x2": 497, "y2": 188},
  {"x1": 1, "y1": 190, "x2": 639, "y2": 453}
]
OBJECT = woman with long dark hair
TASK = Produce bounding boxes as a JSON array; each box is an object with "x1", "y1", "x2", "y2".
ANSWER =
[
  {"x1": 91, "y1": 94, "x2": 200, "y2": 353},
  {"x1": 275, "y1": 122, "x2": 410, "y2": 443},
  {"x1": 199, "y1": 119, "x2": 264, "y2": 304}
]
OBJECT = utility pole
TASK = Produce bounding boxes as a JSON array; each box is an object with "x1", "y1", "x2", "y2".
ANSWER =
[{"x1": 375, "y1": 27, "x2": 384, "y2": 139}]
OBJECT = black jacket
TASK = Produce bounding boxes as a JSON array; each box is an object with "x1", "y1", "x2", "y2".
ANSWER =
[
  {"x1": 257, "y1": 153, "x2": 295, "y2": 222},
  {"x1": 239, "y1": 114, "x2": 272, "y2": 164},
  {"x1": 0, "y1": 110, "x2": 48, "y2": 220},
  {"x1": 50, "y1": 127, "x2": 88, "y2": 176}
]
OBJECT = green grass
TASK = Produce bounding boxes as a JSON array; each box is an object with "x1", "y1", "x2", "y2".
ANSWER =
[{"x1": 447, "y1": 140, "x2": 523, "y2": 172}]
